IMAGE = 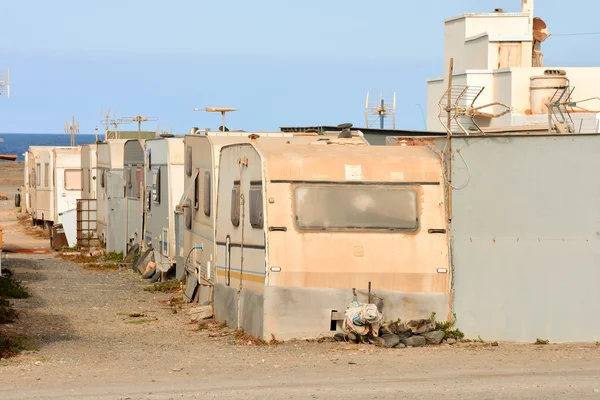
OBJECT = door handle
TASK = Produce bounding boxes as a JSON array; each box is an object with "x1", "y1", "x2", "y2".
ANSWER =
[
  {"x1": 428, "y1": 229, "x2": 447, "y2": 234},
  {"x1": 268, "y1": 227, "x2": 287, "y2": 232}
]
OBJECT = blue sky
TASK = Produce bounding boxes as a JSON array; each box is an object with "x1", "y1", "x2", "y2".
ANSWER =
[{"x1": 0, "y1": 0, "x2": 598, "y2": 134}]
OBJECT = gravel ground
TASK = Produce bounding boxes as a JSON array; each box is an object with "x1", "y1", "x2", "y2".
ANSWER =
[{"x1": 1, "y1": 180, "x2": 600, "y2": 399}]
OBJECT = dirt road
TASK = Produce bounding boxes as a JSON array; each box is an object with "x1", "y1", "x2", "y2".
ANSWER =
[{"x1": 1, "y1": 177, "x2": 600, "y2": 399}]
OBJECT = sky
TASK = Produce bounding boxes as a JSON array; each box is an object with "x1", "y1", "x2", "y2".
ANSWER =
[{"x1": 0, "y1": 0, "x2": 599, "y2": 134}]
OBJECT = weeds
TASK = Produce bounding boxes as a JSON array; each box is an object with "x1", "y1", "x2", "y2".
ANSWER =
[
  {"x1": 0, "y1": 298, "x2": 18, "y2": 324},
  {"x1": 83, "y1": 263, "x2": 119, "y2": 271},
  {"x1": 117, "y1": 312, "x2": 146, "y2": 318},
  {"x1": 17, "y1": 207, "x2": 22, "y2": 213},
  {"x1": 0, "y1": 276, "x2": 30, "y2": 299},
  {"x1": 103, "y1": 252, "x2": 124, "y2": 262},
  {"x1": 126, "y1": 318, "x2": 155, "y2": 325},
  {"x1": 144, "y1": 280, "x2": 181, "y2": 293},
  {"x1": 0, "y1": 335, "x2": 26, "y2": 359},
  {"x1": 535, "y1": 338, "x2": 550, "y2": 345},
  {"x1": 430, "y1": 312, "x2": 465, "y2": 340}
]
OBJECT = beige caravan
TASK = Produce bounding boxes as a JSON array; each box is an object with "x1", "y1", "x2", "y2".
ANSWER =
[
  {"x1": 177, "y1": 130, "x2": 366, "y2": 302},
  {"x1": 81, "y1": 144, "x2": 98, "y2": 200},
  {"x1": 28, "y1": 146, "x2": 55, "y2": 228},
  {"x1": 213, "y1": 141, "x2": 450, "y2": 340}
]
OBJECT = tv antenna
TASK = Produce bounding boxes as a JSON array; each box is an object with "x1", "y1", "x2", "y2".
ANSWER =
[
  {"x1": 100, "y1": 110, "x2": 130, "y2": 140},
  {"x1": 0, "y1": 69, "x2": 10, "y2": 98},
  {"x1": 122, "y1": 115, "x2": 158, "y2": 139},
  {"x1": 365, "y1": 91, "x2": 396, "y2": 129},
  {"x1": 64, "y1": 116, "x2": 80, "y2": 146},
  {"x1": 193, "y1": 107, "x2": 237, "y2": 132},
  {"x1": 100, "y1": 108, "x2": 117, "y2": 136}
]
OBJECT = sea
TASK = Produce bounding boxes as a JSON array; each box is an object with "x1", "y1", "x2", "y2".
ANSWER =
[{"x1": 0, "y1": 133, "x2": 100, "y2": 161}]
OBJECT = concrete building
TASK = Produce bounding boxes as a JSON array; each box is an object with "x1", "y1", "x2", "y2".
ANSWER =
[{"x1": 427, "y1": 0, "x2": 600, "y2": 134}]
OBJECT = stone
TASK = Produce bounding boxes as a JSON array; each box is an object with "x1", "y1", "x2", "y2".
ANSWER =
[
  {"x1": 406, "y1": 319, "x2": 435, "y2": 335},
  {"x1": 368, "y1": 336, "x2": 386, "y2": 347},
  {"x1": 334, "y1": 333, "x2": 348, "y2": 342},
  {"x1": 593, "y1": 389, "x2": 600, "y2": 393},
  {"x1": 423, "y1": 331, "x2": 445, "y2": 345},
  {"x1": 397, "y1": 329, "x2": 412, "y2": 340},
  {"x1": 401, "y1": 335, "x2": 426, "y2": 347},
  {"x1": 447, "y1": 338, "x2": 457, "y2": 345},
  {"x1": 189, "y1": 305, "x2": 212, "y2": 322},
  {"x1": 381, "y1": 334, "x2": 401, "y2": 348},
  {"x1": 394, "y1": 343, "x2": 406, "y2": 349}
]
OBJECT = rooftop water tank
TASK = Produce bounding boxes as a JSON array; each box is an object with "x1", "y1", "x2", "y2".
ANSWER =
[{"x1": 529, "y1": 70, "x2": 568, "y2": 115}]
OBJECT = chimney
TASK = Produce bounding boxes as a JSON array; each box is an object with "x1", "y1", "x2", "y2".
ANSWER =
[{"x1": 521, "y1": 0, "x2": 534, "y2": 15}]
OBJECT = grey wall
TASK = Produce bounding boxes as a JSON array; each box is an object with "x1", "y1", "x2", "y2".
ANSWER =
[{"x1": 450, "y1": 135, "x2": 600, "y2": 343}]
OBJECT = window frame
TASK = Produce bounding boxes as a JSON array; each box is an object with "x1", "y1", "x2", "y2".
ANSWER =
[
  {"x1": 292, "y1": 184, "x2": 420, "y2": 233},
  {"x1": 44, "y1": 163, "x2": 49, "y2": 187},
  {"x1": 64, "y1": 169, "x2": 82, "y2": 191},
  {"x1": 203, "y1": 171, "x2": 211, "y2": 217},
  {"x1": 230, "y1": 181, "x2": 240, "y2": 227},
  {"x1": 249, "y1": 182, "x2": 263, "y2": 229}
]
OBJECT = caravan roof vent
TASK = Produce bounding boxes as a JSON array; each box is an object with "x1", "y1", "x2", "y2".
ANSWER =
[
  {"x1": 494, "y1": 8, "x2": 504, "y2": 12},
  {"x1": 544, "y1": 69, "x2": 567, "y2": 76},
  {"x1": 190, "y1": 127, "x2": 199, "y2": 135},
  {"x1": 159, "y1": 133, "x2": 175, "y2": 138}
]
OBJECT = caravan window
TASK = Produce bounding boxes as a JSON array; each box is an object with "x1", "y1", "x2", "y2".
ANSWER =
[
  {"x1": 36, "y1": 164, "x2": 41, "y2": 186},
  {"x1": 64, "y1": 169, "x2": 82, "y2": 191},
  {"x1": 203, "y1": 171, "x2": 211, "y2": 217},
  {"x1": 185, "y1": 146, "x2": 192, "y2": 176},
  {"x1": 230, "y1": 182, "x2": 240, "y2": 227},
  {"x1": 126, "y1": 168, "x2": 132, "y2": 189},
  {"x1": 185, "y1": 199, "x2": 192, "y2": 229},
  {"x1": 100, "y1": 170, "x2": 105, "y2": 188},
  {"x1": 152, "y1": 168, "x2": 161, "y2": 203},
  {"x1": 135, "y1": 167, "x2": 143, "y2": 198},
  {"x1": 249, "y1": 183, "x2": 263, "y2": 229},
  {"x1": 194, "y1": 173, "x2": 199, "y2": 209},
  {"x1": 146, "y1": 186, "x2": 152, "y2": 211},
  {"x1": 146, "y1": 149, "x2": 152, "y2": 170},
  {"x1": 44, "y1": 163, "x2": 49, "y2": 187},
  {"x1": 294, "y1": 185, "x2": 419, "y2": 231}
]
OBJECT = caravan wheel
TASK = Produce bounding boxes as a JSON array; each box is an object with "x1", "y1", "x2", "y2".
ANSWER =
[{"x1": 14, "y1": 193, "x2": 21, "y2": 207}]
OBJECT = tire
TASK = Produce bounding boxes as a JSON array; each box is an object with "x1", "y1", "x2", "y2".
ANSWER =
[
  {"x1": 14, "y1": 193, "x2": 21, "y2": 207},
  {"x1": 142, "y1": 267, "x2": 156, "y2": 280}
]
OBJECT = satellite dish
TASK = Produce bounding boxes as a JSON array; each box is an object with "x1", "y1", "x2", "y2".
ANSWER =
[
  {"x1": 337, "y1": 123, "x2": 353, "y2": 129},
  {"x1": 533, "y1": 17, "x2": 549, "y2": 42}
]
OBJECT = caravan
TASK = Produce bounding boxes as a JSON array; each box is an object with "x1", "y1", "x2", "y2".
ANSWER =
[
  {"x1": 144, "y1": 137, "x2": 184, "y2": 272},
  {"x1": 97, "y1": 140, "x2": 126, "y2": 252},
  {"x1": 81, "y1": 144, "x2": 98, "y2": 200},
  {"x1": 123, "y1": 139, "x2": 146, "y2": 254},
  {"x1": 53, "y1": 147, "x2": 82, "y2": 220},
  {"x1": 28, "y1": 146, "x2": 55, "y2": 228},
  {"x1": 177, "y1": 130, "x2": 367, "y2": 302},
  {"x1": 213, "y1": 141, "x2": 450, "y2": 340}
]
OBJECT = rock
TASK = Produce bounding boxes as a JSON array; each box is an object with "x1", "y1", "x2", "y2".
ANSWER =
[
  {"x1": 171, "y1": 367, "x2": 183, "y2": 372},
  {"x1": 368, "y1": 336, "x2": 386, "y2": 347},
  {"x1": 397, "y1": 329, "x2": 412, "y2": 340},
  {"x1": 406, "y1": 319, "x2": 435, "y2": 335},
  {"x1": 593, "y1": 389, "x2": 600, "y2": 393},
  {"x1": 334, "y1": 333, "x2": 348, "y2": 342},
  {"x1": 381, "y1": 334, "x2": 401, "y2": 348},
  {"x1": 424, "y1": 331, "x2": 445, "y2": 345},
  {"x1": 491, "y1": 341, "x2": 499, "y2": 347},
  {"x1": 394, "y1": 342, "x2": 406, "y2": 349},
  {"x1": 189, "y1": 305, "x2": 212, "y2": 322},
  {"x1": 447, "y1": 338, "x2": 457, "y2": 345},
  {"x1": 401, "y1": 335, "x2": 426, "y2": 347}
]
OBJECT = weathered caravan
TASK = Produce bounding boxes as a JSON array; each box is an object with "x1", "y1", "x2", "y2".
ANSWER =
[
  {"x1": 52, "y1": 147, "x2": 82, "y2": 221},
  {"x1": 20, "y1": 151, "x2": 31, "y2": 214},
  {"x1": 144, "y1": 137, "x2": 184, "y2": 272},
  {"x1": 96, "y1": 140, "x2": 126, "y2": 252},
  {"x1": 27, "y1": 146, "x2": 54, "y2": 227},
  {"x1": 123, "y1": 139, "x2": 146, "y2": 254},
  {"x1": 214, "y1": 141, "x2": 449, "y2": 340},
  {"x1": 178, "y1": 130, "x2": 366, "y2": 302},
  {"x1": 81, "y1": 144, "x2": 98, "y2": 200}
]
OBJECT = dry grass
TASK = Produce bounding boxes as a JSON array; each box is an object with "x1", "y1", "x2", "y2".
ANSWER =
[
  {"x1": 82, "y1": 263, "x2": 120, "y2": 271},
  {"x1": 144, "y1": 280, "x2": 181, "y2": 293}
]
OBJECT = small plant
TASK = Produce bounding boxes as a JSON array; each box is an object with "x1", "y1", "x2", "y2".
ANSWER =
[
  {"x1": 431, "y1": 312, "x2": 465, "y2": 340},
  {"x1": 17, "y1": 207, "x2": 22, "y2": 213},
  {"x1": 0, "y1": 298, "x2": 18, "y2": 324},
  {"x1": 477, "y1": 335, "x2": 485, "y2": 343},
  {"x1": 117, "y1": 312, "x2": 146, "y2": 318},
  {"x1": 126, "y1": 318, "x2": 155, "y2": 325},
  {"x1": 197, "y1": 321, "x2": 208, "y2": 330},
  {"x1": 535, "y1": 338, "x2": 550, "y2": 345},
  {"x1": 0, "y1": 276, "x2": 30, "y2": 299},
  {"x1": 144, "y1": 280, "x2": 181, "y2": 293},
  {"x1": 103, "y1": 252, "x2": 124, "y2": 262}
]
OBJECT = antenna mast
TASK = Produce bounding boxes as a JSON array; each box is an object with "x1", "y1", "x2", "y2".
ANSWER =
[
  {"x1": 194, "y1": 107, "x2": 237, "y2": 132},
  {"x1": 122, "y1": 115, "x2": 159, "y2": 139},
  {"x1": 364, "y1": 91, "x2": 396, "y2": 129},
  {"x1": 64, "y1": 116, "x2": 80, "y2": 146}
]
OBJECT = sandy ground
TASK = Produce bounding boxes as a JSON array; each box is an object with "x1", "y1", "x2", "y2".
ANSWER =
[{"x1": 1, "y1": 166, "x2": 600, "y2": 399}]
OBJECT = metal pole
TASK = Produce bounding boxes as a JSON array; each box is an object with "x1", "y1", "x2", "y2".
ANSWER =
[
  {"x1": 380, "y1": 99, "x2": 384, "y2": 129},
  {"x1": 446, "y1": 58, "x2": 454, "y2": 223}
]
